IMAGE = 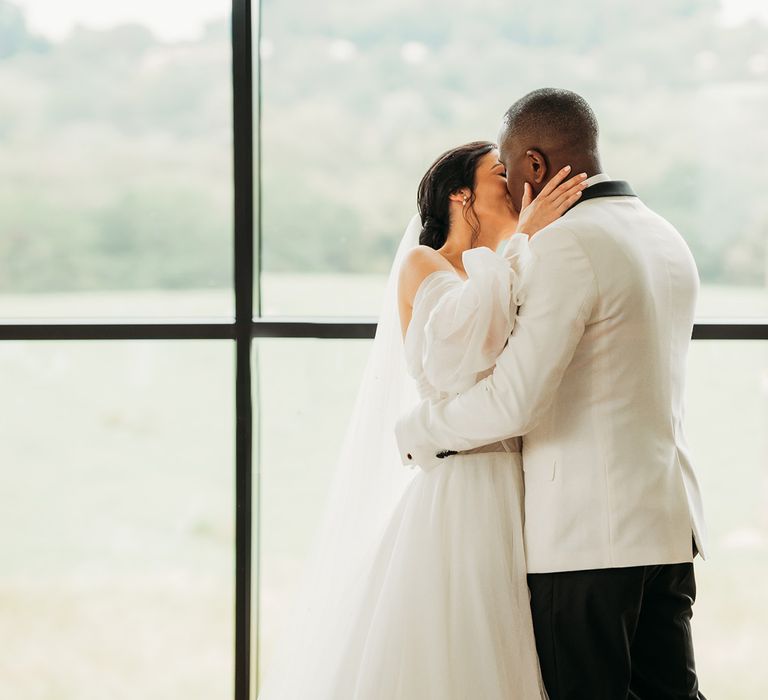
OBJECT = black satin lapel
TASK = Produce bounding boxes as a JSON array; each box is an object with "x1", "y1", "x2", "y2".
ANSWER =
[{"x1": 570, "y1": 180, "x2": 638, "y2": 208}]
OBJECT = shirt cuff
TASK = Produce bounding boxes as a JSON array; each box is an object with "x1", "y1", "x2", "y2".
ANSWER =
[{"x1": 394, "y1": 402, "x2": 443, "y2": 472}]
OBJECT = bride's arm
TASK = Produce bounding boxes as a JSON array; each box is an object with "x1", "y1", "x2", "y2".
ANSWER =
[
  {"x1": 419, "y1": 247, "x2": 518, "y2": 391},
  {"x1": 399, "y1": 243, "x2": 515, "y2": 396}
]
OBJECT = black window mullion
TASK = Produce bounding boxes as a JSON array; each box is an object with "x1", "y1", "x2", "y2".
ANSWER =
[
  {"x1": 252, "y1": 0, "x2": 265, "y2": 692},
  {"x1": 0, "y1": 321, "x2": 235, "y2": 341},
  {"x1": 691, "y1": 322, "x2": 768, "y2": 340},
  {"x1": 232, "y1": 1, "x2": 255, "y2": 699},
  {"x1": 1, "y1": 321, "x2": 768, "y2": 342}
]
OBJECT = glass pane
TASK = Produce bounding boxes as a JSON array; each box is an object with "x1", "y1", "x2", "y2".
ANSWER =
[
  {"x1": 254, "y1": 338, "x2": 768, "y2": 697},
  {"x1": 254, "y1": 338, "x2": 370, "y2": 679},
  {"x1": 0, "y1": 2, "x2": 233, "y2": 319},
  {"x1": 686, "y1": 341, "x2": 768, "y2": 698},
  {"x1": 0, "y1": 341, "x2": 234, "y2": 698},
  {"x1": 261, "y1": 1, "x2": 768, "y2": 318}
]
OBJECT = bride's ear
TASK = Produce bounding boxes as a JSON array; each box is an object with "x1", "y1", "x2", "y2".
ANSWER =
[
  {"x1": 525, "y1": 149, "x2": 547, "y2": 186},
  {"x1": 448, "y1": 188, "x2": 471, "y2": 205}
]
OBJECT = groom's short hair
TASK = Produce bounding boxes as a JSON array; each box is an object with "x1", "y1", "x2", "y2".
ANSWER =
[{"x1": 502, "y1": 88, "x2": 599, "y2": 152}]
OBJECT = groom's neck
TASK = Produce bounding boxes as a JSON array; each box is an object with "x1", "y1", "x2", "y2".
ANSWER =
[
  {"x1": 546, "y1": 149, "x2": 603, "y2": 185},
  {"x1": 535, "y1": 156, "x2": 602, "y2": 199}
]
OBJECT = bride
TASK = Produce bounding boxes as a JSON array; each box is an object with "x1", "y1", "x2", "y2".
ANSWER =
[{"x1": 257, "y1": 141, "x2": 586, "y2": 699}]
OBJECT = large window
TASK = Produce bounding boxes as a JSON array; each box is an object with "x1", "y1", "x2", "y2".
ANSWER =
[
  {"x1": 686, "y1": 342, "x2": 768, "y2": 697},
  {"x1": 260, "y1": 0, "x2": 768, "y2": 319},
  {"x1": 0, "y1": 1, "x2": 233, "y2": 319},
  {"x1": 0, "y1": 341, "x2": 234, "y2": 697},
  {"x1": 254, "y1": 339, "x2": 370, "y2": 677},
  {"x1": 1, "y1": 0, "x2": 767, "y2": 698}
]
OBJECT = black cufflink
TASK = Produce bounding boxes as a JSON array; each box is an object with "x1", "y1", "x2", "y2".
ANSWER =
[{"x1": 406, "y1": 453, "x2": 412, "y2": 460}]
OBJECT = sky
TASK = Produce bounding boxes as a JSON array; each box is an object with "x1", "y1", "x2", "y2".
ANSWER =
[
  {"x1": 719, "y1": 0, "x2": 768, "y2": 25},
  {"x1": 13, "y1": 0, "x2": 230, "y2": 42},
  {"x1": 11, "y1": 0, "x2": 768, "y2": 43}
]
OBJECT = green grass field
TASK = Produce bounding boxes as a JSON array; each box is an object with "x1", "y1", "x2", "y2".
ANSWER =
[{"x1": 0, "y1": 280, "x2": 766, "y2": 698}]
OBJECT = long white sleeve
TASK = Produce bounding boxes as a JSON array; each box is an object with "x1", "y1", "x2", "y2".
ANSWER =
[
  {"x1": 408, "y1": 244, "x2": 524, "y2": 394},
  {"x1": 395, "y1": 226, "x2": 598, "y2": 470}
]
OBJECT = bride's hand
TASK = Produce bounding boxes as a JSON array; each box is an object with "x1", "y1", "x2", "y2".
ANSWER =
[{"x1": 514, "y1": 166, "x2": 588, "y2": 238}]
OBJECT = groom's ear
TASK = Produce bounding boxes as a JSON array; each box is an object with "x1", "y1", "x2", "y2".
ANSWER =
[{"x1": 525, "y1": 149, "x2": 548, "y2": 187}]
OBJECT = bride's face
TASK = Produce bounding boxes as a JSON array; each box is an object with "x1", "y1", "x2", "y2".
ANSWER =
[{"x1": 469, "y1": 150, "x2": 518, "y2": 236}]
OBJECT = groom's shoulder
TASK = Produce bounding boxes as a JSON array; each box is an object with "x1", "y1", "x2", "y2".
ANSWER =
[
  {"x1": 537, "y1": 195, "x2": 663, "y2": 243},
  {"x1": 528, "y1": 218, "x2": 586, "y2": 257},
  {"x1": 532, "y1": 197, "x2": 692, "y2": 264},
  {"x1": 528, "y1": 200, "x2": 635, "y2": 259}
]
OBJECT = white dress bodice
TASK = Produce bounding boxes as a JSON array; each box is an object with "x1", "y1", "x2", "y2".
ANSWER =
[{"x1": 403, "y1": 236, "x2": 532, "y2": 454}]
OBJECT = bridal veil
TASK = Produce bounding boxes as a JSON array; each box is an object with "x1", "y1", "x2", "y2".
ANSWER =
[{"x1": 256, "y1": 215, "x2": 422, "y2": 697}]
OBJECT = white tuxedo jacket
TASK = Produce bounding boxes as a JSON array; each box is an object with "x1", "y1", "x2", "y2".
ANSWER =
[{"x1": 395, "y1": 179, "x2": 708, "y2": 573}]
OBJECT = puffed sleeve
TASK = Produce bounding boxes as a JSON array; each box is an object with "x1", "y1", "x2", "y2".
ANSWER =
[{"x1": 412, "y1": 239, "x2": 531, "y2": 393}]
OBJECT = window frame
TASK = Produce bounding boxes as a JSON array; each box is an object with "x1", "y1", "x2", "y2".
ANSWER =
[{"x1": 1, "y1": 1, "x2": 767, "y2": 698}]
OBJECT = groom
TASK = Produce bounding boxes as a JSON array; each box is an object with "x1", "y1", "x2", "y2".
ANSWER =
[{"x1": 395, "y1": 88, "x2": 708, "y2": 699}]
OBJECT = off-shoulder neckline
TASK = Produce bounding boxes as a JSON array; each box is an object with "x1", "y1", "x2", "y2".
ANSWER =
[{"x1": 402, "y1": 245, "x2": 504, "y2": 348}]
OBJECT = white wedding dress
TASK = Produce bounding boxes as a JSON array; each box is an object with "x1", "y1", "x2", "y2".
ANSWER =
[{"x1": 257, "y1": 231, "x2": 547, "y2": 700}]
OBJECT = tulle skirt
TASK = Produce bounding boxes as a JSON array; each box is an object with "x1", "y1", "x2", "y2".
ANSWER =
[{"x1": 259, "y1": 451, "x2": 547, "y2": 700}]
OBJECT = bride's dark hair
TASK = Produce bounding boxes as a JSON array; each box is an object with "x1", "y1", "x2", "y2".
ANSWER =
[{"x1": 417, "y1": 140, "x2": 496, "y2": 249}]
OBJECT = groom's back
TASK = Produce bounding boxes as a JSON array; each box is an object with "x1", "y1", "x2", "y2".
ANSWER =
[
  {"x1": 562, "y1": 196, "x2": 698, "y2": 430},
  {"x1": 521, "y1": 194, "x2": 707, "y2": 573}
]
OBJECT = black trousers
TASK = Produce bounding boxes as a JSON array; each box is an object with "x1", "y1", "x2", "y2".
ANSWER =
[{"x1": 527, "y1": 562, "x2": 706, "y2": 700}]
